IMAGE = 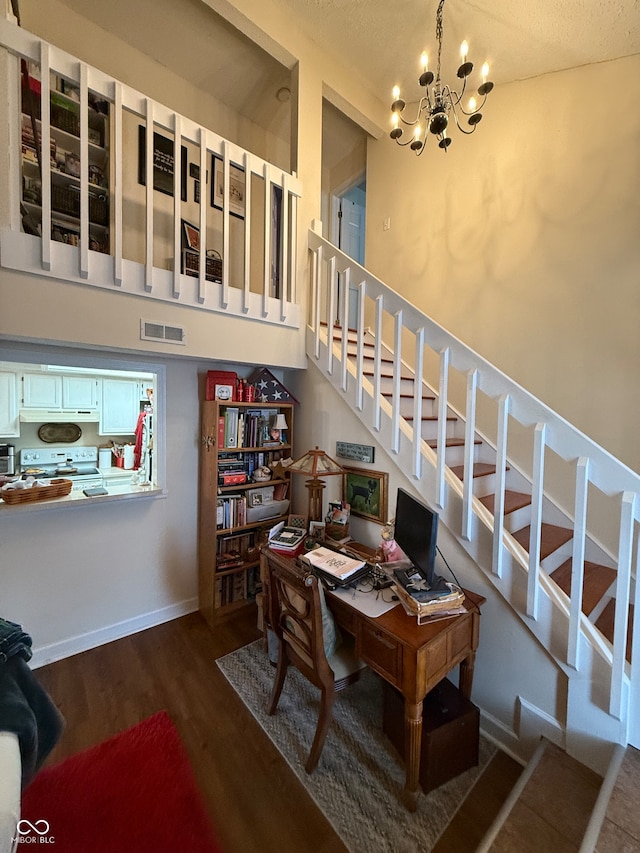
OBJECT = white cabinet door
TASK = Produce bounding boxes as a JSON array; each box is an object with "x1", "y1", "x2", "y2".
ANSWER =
[
  {"x1": 0, "y1": 372, "x2": 19, "y2": 437},
  {"x1": 100, "y1": 379, "x2": 139, "y2": 435},
  {"x1": 22, "y1": 373, "x2": 62, "y2": 409},
  {"x1": 62, "y1": 376, "x2": 99, "y2": 409}
]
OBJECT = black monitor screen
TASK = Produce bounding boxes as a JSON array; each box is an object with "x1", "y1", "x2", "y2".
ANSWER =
[{"x1": 393, "y1": 488, "x2": 439, "y2": 584}]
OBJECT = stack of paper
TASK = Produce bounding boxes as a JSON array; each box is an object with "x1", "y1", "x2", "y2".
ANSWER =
[{"x1": 303, "y1": 546, "x2": 365, "y2": 580}]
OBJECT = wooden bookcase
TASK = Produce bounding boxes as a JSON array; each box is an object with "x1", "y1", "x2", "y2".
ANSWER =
[{"x1": 199, "y1": 400, "x2": 294, "y2": 627}]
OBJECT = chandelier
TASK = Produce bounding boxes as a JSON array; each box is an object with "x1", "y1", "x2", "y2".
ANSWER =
[{"x1": 390, "y1": 0, "x2": 493, "y2": 153}]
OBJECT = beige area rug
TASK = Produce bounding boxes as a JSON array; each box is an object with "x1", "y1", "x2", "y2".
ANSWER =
[{"x1": 217, "y1": 640, "x2": 495, "y2": 853}]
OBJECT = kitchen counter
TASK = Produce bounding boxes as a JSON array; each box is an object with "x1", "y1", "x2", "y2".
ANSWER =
[{"x1": 0, "y1": 477, "x2": 164, "y2": 513}]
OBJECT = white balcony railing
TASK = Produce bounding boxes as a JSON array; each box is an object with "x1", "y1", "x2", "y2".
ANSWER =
[
  {"x1": 308, "y1": 224, "x2": 640, "y2": 762},
  {"x1": 0, "y1": 19, "x2": 302, "y2": 327}
]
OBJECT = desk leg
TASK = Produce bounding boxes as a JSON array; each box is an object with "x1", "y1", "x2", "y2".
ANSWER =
[
  {"x1": 459, "y1": 651, "x2": 476, "y2": 699},
  {"x1": 402, "y1": 700, "x2": 423, "y2": 812}
]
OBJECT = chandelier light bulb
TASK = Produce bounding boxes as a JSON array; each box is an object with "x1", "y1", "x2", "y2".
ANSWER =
[
  {"x1": 460, "y1": 40, "x2": 468, "y2": 61},
  {"x1": 421, "y1": 51, "x2": 429, "y2": 71},
  {"x1": 392, "y1": 112, "x2": 399, "y2": 128},
  {"x1": 414, "y1": 125, "x2": 421, "y2": 140},
  {"x1": 392, "y1": 85, "x2": 400, "y2": 100},
  {"x1": 482, "y1": 62, "x2": 489, "y2": 82},
  {"x1": 468, "y1": 96, "x2": 476, "y2": 112}
]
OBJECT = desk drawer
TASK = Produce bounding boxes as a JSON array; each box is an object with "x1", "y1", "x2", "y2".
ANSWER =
[{"x1": 360, "y1": 623, "x2": 401, "y2": 683}]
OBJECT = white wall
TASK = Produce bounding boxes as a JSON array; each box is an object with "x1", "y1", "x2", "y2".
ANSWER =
[{"x1": 365, "y1": 56, "x2": 640, "y2": 476}]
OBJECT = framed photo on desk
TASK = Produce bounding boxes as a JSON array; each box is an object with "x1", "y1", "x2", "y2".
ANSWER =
[{"x1": 343, "y1": 467, "x2": 388, "y2": 524}]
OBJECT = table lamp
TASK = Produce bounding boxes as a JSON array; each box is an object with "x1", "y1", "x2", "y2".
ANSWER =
[
  {"x1": 288, "y1": 446, "x2": 344, "y2": 522},
  {"x1": 270, "y1": 412, "x2": 289, "y2": 444}
]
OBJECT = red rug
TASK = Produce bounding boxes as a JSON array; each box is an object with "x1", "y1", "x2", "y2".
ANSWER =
[{"x1": 21, "y1": 711, "x2": 223, "y2": 852}]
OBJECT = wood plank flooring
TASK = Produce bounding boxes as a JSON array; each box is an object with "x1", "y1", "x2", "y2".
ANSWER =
[{"x1": 33, "y1": 610, "x2": 521, "y2": 853}]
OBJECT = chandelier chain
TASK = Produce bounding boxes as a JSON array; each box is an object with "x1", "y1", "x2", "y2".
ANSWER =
[{"x1": 435, "y1": 0, "x2": 446, "y2": 86}]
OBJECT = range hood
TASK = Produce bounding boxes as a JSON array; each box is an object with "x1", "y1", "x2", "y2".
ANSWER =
[{"x1": 19, "y1": 409, "x2": 100, "y2": 423}]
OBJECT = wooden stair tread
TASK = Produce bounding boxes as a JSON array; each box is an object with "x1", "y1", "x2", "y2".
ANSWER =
[
  {"x1": 426, "y1": 438, "x2": 479, "y2": 448},
  {"x1": 550, "y1": 559, "x2": 617, "y2": 616},
  {"x1": 595, "y1": 600, "x2": 634, "y2": 662},
  {"x1": 512, "y1": 524, "x2": 573, "y2": 560},
  {"x1": 383, "y1": 392, "x2": 436, "y2": 401},
  {"x1": 450, "y1": 462, "x2": 503, "y2": 480},
  {"x1": 479, "y1": 491, "x2": 532, "y2": 516}
]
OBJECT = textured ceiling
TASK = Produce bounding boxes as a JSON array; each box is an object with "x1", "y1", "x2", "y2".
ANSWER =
[{"x1": 274, "y1": 0, "x2": 640, "y2": 100}]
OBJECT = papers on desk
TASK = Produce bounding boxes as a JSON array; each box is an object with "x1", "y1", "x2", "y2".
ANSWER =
[{"x1": 302, "y1": 546, "x2": 365, "y2": 580}]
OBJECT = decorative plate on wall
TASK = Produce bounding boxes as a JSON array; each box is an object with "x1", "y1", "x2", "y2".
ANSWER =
[{"x1": 37, "y1": 423, "x2": 83, "y2": 443}]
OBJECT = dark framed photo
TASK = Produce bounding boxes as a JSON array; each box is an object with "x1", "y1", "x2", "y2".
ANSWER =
[
  {"x1": 182, "y1": 219, "x2": 200, "y2": 251},
  {"x1": 343, "y1": 466, "x2": 388, "y2": 524},
  {"x1": 138, "y1": 126, "x2": 187, "y2": 201},
  {"x1": 211, "y1": 155, "x2": 245, "y2": 219}
]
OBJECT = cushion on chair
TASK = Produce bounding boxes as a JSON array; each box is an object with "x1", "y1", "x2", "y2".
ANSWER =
[{"x1": 318, "y1": 582, "x2": 342, "y2": 658}]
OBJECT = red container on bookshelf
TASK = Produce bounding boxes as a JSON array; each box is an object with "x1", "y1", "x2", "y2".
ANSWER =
[{"x1": 206, "y1": 370, "x2": 237, "y2": 402}]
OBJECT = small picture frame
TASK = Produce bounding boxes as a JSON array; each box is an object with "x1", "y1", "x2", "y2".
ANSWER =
[
  {"x1": 343, "y1": 467, "x2": 388, "y2": 524},
  {"x1": 214, "y1": 384, "x2": 234, "y2": 401},
  {"x1": 287, "y1": 513, "x2": 309, "y2": 532},
  {"x1": 249, "y1": 492, "x2": 263, "y2": 507},
  {"x1": 137, "y1": 126, "x2": 187, "y2": 201},
  {"x1": 182, "y1": 219, "x2": 200, "y2": 251},
  {"x1": 309, "y1": 521, "x2": 326, "y2": 540},
  {"x1": 211, "y1": 155, "x2": 245, "y2": 219}
]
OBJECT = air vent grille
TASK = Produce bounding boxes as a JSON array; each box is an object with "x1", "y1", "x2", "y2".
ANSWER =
[{"x1": 140, "y1": 319, "x2": 186, "y2": 345}]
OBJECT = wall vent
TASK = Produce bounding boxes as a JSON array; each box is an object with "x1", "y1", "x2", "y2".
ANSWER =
[{"x1": 140, "y1": 319, "x2": 186, "y2": 345}]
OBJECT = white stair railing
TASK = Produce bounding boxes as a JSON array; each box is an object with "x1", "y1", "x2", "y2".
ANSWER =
[
  {"x1": 308, "y1": 224, "x2": 640, "y2": 755},
  {"x1": 0, "y1": 19, "x2": 302, "y2": 328}
]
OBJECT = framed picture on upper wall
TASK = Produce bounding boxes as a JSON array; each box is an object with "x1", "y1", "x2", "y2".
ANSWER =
[
  {"x1": 211, "y1": 155, "x2": 245, "y2": 219},
  {"x1": 343, "y1": 466, "x2": 388, "y2": 524},
  {"x1": 138, "y1": 126, "x2": 188, "y2": 201}
]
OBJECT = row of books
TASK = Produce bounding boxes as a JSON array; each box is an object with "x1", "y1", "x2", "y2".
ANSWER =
[
  {"x1": 216, "y1": 494, "x2": 247, "y2": 529},
  {"x1": 218, "y1": 407, "x2": 285, "y2": 449},
  {"x1": 218, "y1": 451, "x2": 272, "y2": 484},
  {"x1": 214, "y1": 566, "x2": 261, "y2": 609}
]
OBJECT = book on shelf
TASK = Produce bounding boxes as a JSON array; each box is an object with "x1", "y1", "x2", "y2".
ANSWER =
[
  {"x1": 302, "y1": 546, "x2": 365, "y2": 580},
  {"x1": 224, "y1": 407, "x2": 239, "y2": 448},
  {"x1": 217, "y1": 550, "x2": 244, "y2": 570}
]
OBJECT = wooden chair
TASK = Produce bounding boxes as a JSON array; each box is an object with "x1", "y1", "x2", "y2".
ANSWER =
[{"x1": 264, "y1": 551, "x2": 366, "y2": 773}]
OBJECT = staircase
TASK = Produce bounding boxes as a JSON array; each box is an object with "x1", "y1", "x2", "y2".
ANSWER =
[
  {"x1": 307, "y1": 224, "x2": 640, "y2": 775},
  {"x1": 333, "y1": 325, "x2": 629, "y2": 657}
]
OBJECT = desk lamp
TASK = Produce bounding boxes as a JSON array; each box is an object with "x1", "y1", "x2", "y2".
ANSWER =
[{"x1": 288, "y1": 446, "x2": 344, "y2": 522}]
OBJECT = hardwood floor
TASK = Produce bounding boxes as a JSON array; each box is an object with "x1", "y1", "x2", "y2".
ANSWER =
[
  {"x1": 34, "y1": 609, "x2": 521, "y2": 853},
  {"x1": 34, "y1": 609, "x2": 349, "y2": 853}
]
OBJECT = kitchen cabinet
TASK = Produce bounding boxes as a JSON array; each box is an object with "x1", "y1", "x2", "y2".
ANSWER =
[
  {"x1": 22, "y1": 373, "x2": 62, "y2": 409},
  {"x1": 0, "y1": 372, "x2": 19, "y2": 437},
  {"x1": 199, "y1": 400, "x2": 294, "y2": 627},
  {"x1": 99, "y1": 379, "x2": 140, "y2": 435},
  {"x1": 21, "y1": 373, "x2": 98, "y2": 411},
  {"x1": 62, "y1": 376, "x2": 99, "y2": 410}
]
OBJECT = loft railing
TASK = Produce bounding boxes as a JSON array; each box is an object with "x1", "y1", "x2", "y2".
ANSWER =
[
  {"x1": 308, "y1": 223, "x2": 640, "y2": 756},
  {"x1": 0, "y1": 18, "x2": 302, "y2": 327}
]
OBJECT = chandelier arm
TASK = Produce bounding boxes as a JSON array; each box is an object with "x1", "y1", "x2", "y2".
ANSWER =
[
  {"x1": 458, "y1": 91, "x2": 488, "y2": 116},
  {"x1": 449, "y1": 104, "x2": 477, "y2": 135}
]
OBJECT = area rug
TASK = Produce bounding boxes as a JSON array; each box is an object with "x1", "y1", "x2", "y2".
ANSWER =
[
  {"x1": 20, "y1": 710, "x2": 222, "y2": 853},
  {"x1": 217, "y1": 640, "x2": 495, "y2": 853}
]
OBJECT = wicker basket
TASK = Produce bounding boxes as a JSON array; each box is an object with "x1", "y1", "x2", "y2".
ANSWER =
[{"x1": 0, "y1": 478, "x2": 72, "y2": 505}]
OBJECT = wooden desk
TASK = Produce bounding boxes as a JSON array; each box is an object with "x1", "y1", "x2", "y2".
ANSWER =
[
  {"x1": 261, "y1": 548, "x2": 484, "y2": 811},
  {"x1": 327, "y1": 586, "x2": 484, "y2": 811}
]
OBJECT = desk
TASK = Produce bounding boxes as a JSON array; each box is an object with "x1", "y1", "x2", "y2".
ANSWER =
[
  {"x1": 327, "y1": 585, "x2": 484, "y2": 810},
  {"x1": 261, "y1": 547, "x2": 484, "y2": 811}
]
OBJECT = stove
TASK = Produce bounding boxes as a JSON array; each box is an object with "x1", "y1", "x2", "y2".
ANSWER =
[{"x1": 19, "y1": 446, "x2": 104, "y2": 491}]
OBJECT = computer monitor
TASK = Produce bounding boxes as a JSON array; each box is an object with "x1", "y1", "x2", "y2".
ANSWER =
[{"x1": 393, "y1": 488, "x2": 439, "y2": 585}]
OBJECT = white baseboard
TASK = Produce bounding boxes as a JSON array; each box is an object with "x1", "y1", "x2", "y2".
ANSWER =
[
  {"x1": 30, "y1": 598, "x2": 199, "y2": 669},
  {"x1": 515, "y1": 694, "x2": 565, "y2": 757},
  {"x1": 479, "y1": 708, "x2": 525, "y2": 766}
]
